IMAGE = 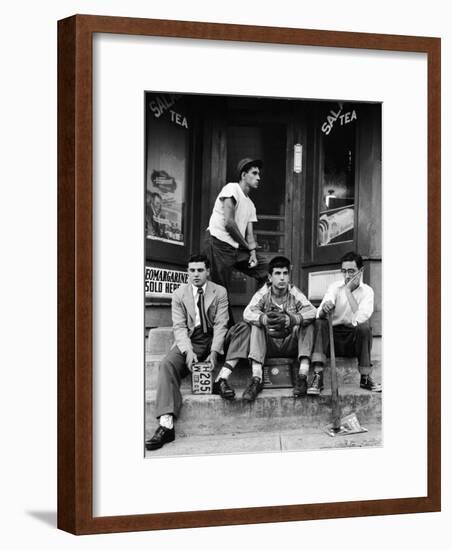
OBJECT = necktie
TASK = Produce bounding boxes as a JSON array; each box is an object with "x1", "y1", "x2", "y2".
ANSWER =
[{"x1": 197, "y1": 287, "x2": 209, "y2": 334}]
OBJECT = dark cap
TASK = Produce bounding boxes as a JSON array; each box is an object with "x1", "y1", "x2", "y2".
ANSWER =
[{"x1": 237, "y1": 157, "x2": 263, "y2": 179}]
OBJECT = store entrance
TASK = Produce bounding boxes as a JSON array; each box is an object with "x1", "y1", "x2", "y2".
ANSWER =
[
  {"x1": 225, "y1": 122, "x2": 291, "y2": 308},
  {"x1": 198, "y1": 96, "x2": 307, "y2": 317}
]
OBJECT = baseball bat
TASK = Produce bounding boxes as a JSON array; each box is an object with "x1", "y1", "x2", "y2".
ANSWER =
[{"x1": 328, "y1": 312, "x2": 341, "y2": 431}]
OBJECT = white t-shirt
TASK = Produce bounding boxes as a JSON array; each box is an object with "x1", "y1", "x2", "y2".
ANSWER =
[{"x1": 207, "y1": 182, "x2": 258, "y2": 248}]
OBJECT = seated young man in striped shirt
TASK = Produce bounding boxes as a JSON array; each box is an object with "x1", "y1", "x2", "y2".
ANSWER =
[{"x1": 213, "y1": 256, "x2": 317, "y2": 402}]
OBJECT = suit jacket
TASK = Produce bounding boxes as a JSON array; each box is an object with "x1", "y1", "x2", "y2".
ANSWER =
[{"x1": 171, "y1": 281, "x2": 229, "y2": 355}]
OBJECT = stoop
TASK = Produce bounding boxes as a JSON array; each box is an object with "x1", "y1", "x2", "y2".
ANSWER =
[{"x1": 145, "y1": 326, "x2": 382, "y2": 450}]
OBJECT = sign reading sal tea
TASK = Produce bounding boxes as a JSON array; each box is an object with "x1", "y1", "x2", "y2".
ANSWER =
[
  {"x1": 145, "y1": 266, "x2": 188, "y2": 298},
  {"x1": 146, "y1": 93, "x2": 189, "y2": 246},
  {"x1": 321, "y1": 102, "x2": 358, "y2": 135}
]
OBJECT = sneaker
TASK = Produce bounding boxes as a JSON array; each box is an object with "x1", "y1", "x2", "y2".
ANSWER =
[
  {"x1": 213, "y1": 378, "x2": 236, "y2": 400},
  {"x1": 360, "y1": 375, "x2": 382, "y2": 392},
  {"x1": 307, "y1": 371, "x2": 324, "y2": 395},
  {"x1": 242, "y1": 376, "x2": 263, "y2": 402},
  {"x1": 145, "y1": 426, "x2": 175, "y2": 451},
  {"x1": 293, "y1": 373, "x2": 308, "y2": 397}
]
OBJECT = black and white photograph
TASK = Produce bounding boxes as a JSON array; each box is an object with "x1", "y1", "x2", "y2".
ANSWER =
[{"x1": 144, "y1": 92, "x2": 382, "y2": 457}]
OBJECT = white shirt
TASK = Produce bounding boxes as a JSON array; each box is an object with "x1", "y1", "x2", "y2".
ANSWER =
[
  {"x1": 207, "y1": 182, "x2": 258, "y2": 248},
  {"x1": 317, "y1": 279, "x2": 374, "y2": 327},
  {"x1": 192, "y1": 283, "x2": 207, "y2": 328}
]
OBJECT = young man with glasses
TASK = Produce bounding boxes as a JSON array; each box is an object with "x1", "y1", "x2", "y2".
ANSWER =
[
  {"x1": 203, "y1": 157, "x2": 268, "y2": 323},
  {"x1": 307, "y1": 251, "x2": 382, "y2": 395}
]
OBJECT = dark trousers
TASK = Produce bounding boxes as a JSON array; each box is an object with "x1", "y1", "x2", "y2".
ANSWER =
[
  {"x1": 311, "y1": 318, "x2": 373, "y2": 375},
  {"x1": 155, "y1": 328, "x2": 212, "y2": 419},
  {"x1": 203, "y1": 233, "x2": 268, "y2": 323},
  {"x1": 225, "y1": 320, "x2": 314, "y2": 365}
]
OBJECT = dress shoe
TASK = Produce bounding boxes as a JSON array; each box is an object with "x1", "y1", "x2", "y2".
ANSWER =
[
  {"x1": 145, "y1": 426, "x2": 175, "y2": 451},
  {"x1": 293, "y1": 373, "x2": 308, "y2": 397},
  {"x1": 307, "y1": 371, "x2": 324, "y2": 395},
  {"x1": 360, "y1": 375, "x2": 382, "y2": 392},
  {"x1": 213, "y1": 378, "x2": 236, "y2": 400},
  {"x1": 242, "y1": 376, "x2": 263, "y2": 402}
]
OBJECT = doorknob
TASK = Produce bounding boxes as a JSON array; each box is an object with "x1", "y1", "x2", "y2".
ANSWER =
[{"x1": 294, "y1": 143, "x2": 302, "y2": 174}]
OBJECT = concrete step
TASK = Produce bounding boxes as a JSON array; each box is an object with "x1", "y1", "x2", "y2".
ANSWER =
[
  {"x1": 145, "y1": 385, "x2": 381, "y2": 438},
  {"x1": 146, "y1": 326, "x2": 175, "y2": 355},
  {"x1": 145, "y1": 423, "x2": 382, "y2": 458},
  {"x1": 145, "y1": 356, "x2": 382, "y2": 391}
]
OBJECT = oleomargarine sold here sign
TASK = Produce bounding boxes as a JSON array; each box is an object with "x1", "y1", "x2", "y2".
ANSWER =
[{"x1": 145, "y1": 266, "x2": 188, "y2": 298}]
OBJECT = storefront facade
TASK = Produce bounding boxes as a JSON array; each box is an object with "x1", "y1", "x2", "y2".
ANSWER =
[{"x1": 145, "y1": 93, "x2": 381, "y2": 335}]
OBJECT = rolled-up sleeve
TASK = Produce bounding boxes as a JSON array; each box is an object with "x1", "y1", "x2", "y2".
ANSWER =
[
  {"x1": 352, "y1": 287, "x2": 374, "y2": 326},
  {"x1": 218, "y1": 182, "x2": 240, "y2": 203}
]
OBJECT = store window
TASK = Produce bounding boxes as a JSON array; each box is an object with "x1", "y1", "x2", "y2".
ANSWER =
[
  {"x1": 317, "y1": 102, "x2": 357, "y2": 247},
  {"x1": 146, "y1": 93, "x2": 189, "y2": 246}
]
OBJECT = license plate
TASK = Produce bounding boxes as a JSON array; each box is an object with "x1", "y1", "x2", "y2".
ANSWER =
[{"x1": 191, "y1": 362, "x2": 213, "y2": 394}]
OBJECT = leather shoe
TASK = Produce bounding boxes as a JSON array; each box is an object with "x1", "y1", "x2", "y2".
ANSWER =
[
  {"x1": 145, "y1": 426, "x2": 175, "y2": 451},
  {"x1": 242, "y1": 376, "x2": 263, "y2": 402},
  {"x1": 293, "y1": 373, "x2": 308, "y2": 397},
  {"x1": 213, "y1": 378, "x2": 236, "y2": 400},
  {"x1": 360, "y1": 375, "x2": 382, "y2": 392}
]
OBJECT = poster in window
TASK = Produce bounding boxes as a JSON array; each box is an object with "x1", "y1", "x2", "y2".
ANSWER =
[{"x1": 146, "y1": 93, "x2": 189, "y2": 246}]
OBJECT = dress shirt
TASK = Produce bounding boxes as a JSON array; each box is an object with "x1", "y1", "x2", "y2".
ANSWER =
[
  {"x1": 192, "y1": 283, "x2": 208, "y2": 328},
  {"x1": 317, "y1": 279, "x2": 374, "y2": 327}
]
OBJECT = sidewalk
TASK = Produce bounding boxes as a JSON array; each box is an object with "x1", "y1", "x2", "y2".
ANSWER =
[{"x1": 145, "y1": 424, "x2": 382, "y2": 458}]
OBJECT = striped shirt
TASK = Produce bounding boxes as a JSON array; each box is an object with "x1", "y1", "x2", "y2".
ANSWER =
[{"x1": 243, "y1": 284, "x2": 317, "y2": 326}]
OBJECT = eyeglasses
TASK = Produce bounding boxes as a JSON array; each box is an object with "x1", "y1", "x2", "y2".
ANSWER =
[{"x1": 341, "y1": 269, "x2": 359, "y2": 276}]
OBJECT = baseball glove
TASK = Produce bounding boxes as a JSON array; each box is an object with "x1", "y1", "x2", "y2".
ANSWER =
[{"x1": 266, "y1": 310, "x2": 290, "y2": 339}]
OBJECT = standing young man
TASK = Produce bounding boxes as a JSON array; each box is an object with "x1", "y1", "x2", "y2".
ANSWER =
[
  {"x1": 213, "y1": 256, "x2": 317, "y2": 402},
  {"x1": 203, "y1": 157, "x2": 268, "y2": 321},
  {"x1": 145, "y1": 254, "x2": 229, "y2": 451},
  {"x1": 308, "y1": 251, "x2": 381, "y2": 395}
]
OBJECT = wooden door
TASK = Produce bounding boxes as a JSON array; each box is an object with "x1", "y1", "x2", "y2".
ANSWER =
[{"x1": 225, "y1": 121, "x2": 295, "y2": 308}]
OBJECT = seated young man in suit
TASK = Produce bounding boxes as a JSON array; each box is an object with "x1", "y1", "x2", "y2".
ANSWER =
[
  {"x1": 145, "y1": 254, "x2": 229, "y2": 451},
  {"x1": 212, "y1": 256, "x2": 317, "y2": 402},
  {"x1": 307, "y1": 251, "x2": 381, "y2": 395}
]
